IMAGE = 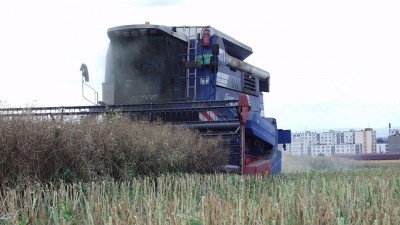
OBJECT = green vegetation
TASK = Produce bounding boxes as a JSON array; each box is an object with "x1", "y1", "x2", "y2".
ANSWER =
[{"x1": 0, "y1": 169, "x2": 399, "y2": 224}]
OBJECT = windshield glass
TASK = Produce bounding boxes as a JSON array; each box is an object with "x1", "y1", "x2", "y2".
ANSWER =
[{"x1": 110, "y1": 33, "x2": 174, "y2": 104}]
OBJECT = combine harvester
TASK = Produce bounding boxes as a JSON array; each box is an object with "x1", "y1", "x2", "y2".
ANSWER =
[{"x1": 0, "y1": 23, "x2": 291, "y2": 175}]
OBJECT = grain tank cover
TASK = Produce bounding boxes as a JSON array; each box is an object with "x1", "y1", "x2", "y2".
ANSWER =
[
  {"x1": 107, "y1": 24, "x2": 188, "y2": 42},
  {"x1": 108, "y1": 25, "x2": 253, "y2": 60},
  {"x1": 212, "y1": 28, "x2": 253, "y2": 60}
]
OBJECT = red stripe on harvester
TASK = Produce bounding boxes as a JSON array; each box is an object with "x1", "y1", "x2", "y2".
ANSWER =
[
  {"x1": 209, "y1": 111, "x2": 218, "y2": 120},
  {"x1": 200, "y1": 111, "x2": 213, "y2": 121}
]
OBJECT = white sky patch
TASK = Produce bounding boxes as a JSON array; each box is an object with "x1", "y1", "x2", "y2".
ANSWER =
[
  {"x1": 134, "y1": 0, "x2": 186, "y2": 6},
  {"x1": 0, "y1": 0, "x2": 399, "y2": 132}
]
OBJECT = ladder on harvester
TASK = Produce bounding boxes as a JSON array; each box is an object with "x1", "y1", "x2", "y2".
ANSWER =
[{"x1": 184, "y1": 26, "x2": 199, "y2": 101}]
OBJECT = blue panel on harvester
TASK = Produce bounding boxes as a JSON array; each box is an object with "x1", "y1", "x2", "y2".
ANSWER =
[
  {"x1": 278, "y1": 129, "x2": 292, "y2": 144},
  {"x1": 245, "y1": 113, "x2": 277, "y2": 147}
]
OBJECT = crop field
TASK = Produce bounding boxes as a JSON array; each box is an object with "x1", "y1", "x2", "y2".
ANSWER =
[
  {"x1": 0, "y1": 168, "x2": 399, "y2": 225},
  {"x1": 0, "y1": 116, "x2": 227, "y2": 184},
  {"x1": 0, "y1": 116, "x2": 399, "y2": 224}
]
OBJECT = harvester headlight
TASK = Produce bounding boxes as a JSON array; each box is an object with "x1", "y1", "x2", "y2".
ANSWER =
[{"x1": 200, "y1": 77, "x2": 209, "y2": 85}]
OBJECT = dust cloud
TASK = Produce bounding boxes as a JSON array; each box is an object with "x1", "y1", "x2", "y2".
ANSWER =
[
  {"x1": 106, "y1": 35, "x2": 166, "y2": 104},
  {"x1": 281, "y1": 152, "x2": 368, "y2": 173}
]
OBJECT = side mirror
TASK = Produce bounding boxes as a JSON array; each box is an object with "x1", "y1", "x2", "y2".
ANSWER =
[
  {"x1": 80, "y1": 63, "x2": 89, "y2": 82},
  {"x1": 212, "y1": 44, "x2": 219, "y2": 55}
]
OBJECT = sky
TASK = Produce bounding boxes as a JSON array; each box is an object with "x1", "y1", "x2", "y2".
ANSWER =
[{"x1": 0, "y1": 0, "x2": 399, "y2": 134}]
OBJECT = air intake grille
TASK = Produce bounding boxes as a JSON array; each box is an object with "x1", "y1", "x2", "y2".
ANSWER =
[{"x1": 243, "y1": 74, "x2": 257, "y2": 95}]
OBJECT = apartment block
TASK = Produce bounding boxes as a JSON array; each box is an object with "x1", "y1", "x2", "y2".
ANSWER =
[{"x1": 287, "y1": 128, "x2": 377, "y2": 156}]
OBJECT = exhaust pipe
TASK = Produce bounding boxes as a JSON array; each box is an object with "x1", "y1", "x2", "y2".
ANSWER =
[{"x1": 225, "y1": 54, "x2": 270, "y2": 81}]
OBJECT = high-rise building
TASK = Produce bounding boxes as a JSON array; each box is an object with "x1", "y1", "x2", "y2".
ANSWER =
[
  {"x1": 286, "y1": 128, "x2": 377, "y2": 156},
  {"x1": 388, "y1": 129, "x2": 400, "y2": 152},
  {"x1": 360, "y1": 128, "x2": 376, "y2": 153}
]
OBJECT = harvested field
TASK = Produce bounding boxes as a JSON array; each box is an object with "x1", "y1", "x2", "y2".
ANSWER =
[
  {"x1": 282, "y1": 152, "x2": 400, "y2": 172},
  {"x1": 363, "y1": 160, "x2": 400, "y2": 168},
  {"x1": 0, "y1": 168, "x2": 399, "y2": 224}
]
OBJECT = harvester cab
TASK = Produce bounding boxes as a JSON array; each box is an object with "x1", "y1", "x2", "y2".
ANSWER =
[{"x1": 1, "y1": 23, "x2": 291, "y2": 175}]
